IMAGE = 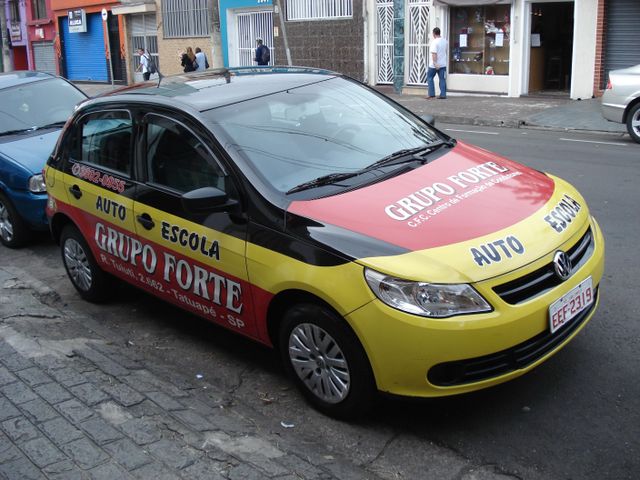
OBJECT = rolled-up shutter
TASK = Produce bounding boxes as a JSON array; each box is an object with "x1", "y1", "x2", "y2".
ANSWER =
[
  {"x1": 604, "y1": 0, "x2": 640, "y2": 85},
  {"x1": 59, "y1": 13, "x2": 108, "y2": 81},
  {"x1": 33, "y1": 42, "x2": 57, "y2": 75}
]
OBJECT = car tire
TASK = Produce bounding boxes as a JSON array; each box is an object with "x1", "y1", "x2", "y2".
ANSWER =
[
  {"x1": 626, "y1": 103, "x2": 640, "y2": 144},
  {"x1": 0, "y1": 191, "x2": 29, "y2": 248},
  {"x1": 279, "y1": 303, "x2": 376, "y2": 419},
  {"x1": 60, "y1": 224, "x2": 111, "y2": 303}
]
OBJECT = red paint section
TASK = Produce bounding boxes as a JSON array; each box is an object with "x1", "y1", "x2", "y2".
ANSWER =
[
  {"x1": 53, "y1": 201, "x2": 275, "y2": 345},
  {"x1": 288, "y1": 142, "x2": 555, "y2": 251}
]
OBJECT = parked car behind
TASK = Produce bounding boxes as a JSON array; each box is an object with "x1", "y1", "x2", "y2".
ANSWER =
[
  {"x1": 0, "y1": 71, "x2": 87, "y2": 248},
  {"x1": 601, "y1": 64, "x2": 640, "y2": 143}
]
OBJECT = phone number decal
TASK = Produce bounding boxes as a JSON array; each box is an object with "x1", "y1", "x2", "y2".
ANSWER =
[{"x1": 71, "y1": 163, "x2": 126, "y2": 193}]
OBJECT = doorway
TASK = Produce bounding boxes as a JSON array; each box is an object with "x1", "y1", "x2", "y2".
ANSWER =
[
  {"x1": 232, "y1": 10, "x2": 274, "y2": 67},
  {"x1": 528, "y1": 2, "x2": 574, "y2": 95}
]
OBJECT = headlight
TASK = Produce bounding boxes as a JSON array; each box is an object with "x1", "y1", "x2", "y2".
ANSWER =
[
  {"x1": 28, "y1": 174, "x2": 47, "y2": 193},
  {"x1": 364, "y1": 268, "x2": 491, "y2": 318}
]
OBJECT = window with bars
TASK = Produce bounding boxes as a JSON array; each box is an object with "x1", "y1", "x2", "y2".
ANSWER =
[
  {"x1": 287, "y1": 0, "x2": 353, "y2": 21},
  {"x1": 9, "y1": 0, "x2": 20, "y2": 21},
  {"x1": 31, "y1": 0, "x2": 47, "y2": 21},
  {"x1": 161, "y1": 0, "x2": 211, "y2": 38}
]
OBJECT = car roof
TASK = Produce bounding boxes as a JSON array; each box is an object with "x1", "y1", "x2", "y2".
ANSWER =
[
  {"x1": 0, "y1": 71, "x2": 58, "y2": 90},
  {"x1": 92, "y1": 67, "x2": 341, "y2": 112}
]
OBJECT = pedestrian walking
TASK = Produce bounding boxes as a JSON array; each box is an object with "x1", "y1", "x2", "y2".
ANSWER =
[
  {"x1": 195, "y1": 47, "x2": 209, "y2": 71},
  {"x1": 254, "y1": 38, "x2": 270, "y2": 66},
  {"x1": 181, "y1": 47, "x2": 198, "y2": 73},
  {"x1": 427, "y1": 27, "x2": 448, "y2": 99},
  {"x1": 136, "y1": 48, "x2": 151, "y2": 81}
]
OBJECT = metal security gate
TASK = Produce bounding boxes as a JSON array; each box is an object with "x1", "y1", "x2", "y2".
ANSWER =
[
  {"x1": 407, "y1": 0, "x2": 430, "y2": 85},
  {"x1": 131, "y1": 13, "x2": 159, "y2": 81},
  {"x1": 604, "y1": 0, "x2": 640, "y2": 87},
  {"x1": 33, "y1": 41, "x2": 57, "y2": 75},
  {"x1": 60, "y1": 13, "x2": 108, "y2": 81},
  {"x1": 235, "y1": 10, "x2": 273, "y2": 67},
  {"x1": 376, "y1": 0, "x2": 394, "y2": 84}
]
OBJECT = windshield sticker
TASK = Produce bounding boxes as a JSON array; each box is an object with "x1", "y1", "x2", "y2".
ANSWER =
[
  {"x1": 470, "y1": 235, "x2": 525, "y2": 267},
  {"x1": 161, "y1": 221, "x2": 220, "y2": 260},
  {"x1": 384, "y1": 161, "x2": 522, "y2": 227},
  {"x1": 72, "y1": 163, "x2": 126, "y2": 193},
  {"x1": 94, "y1": 222, "x2": 244, "y2": 326},
  {"x1": 544, "y1": 194, "x2": 582, "y2": 233}
]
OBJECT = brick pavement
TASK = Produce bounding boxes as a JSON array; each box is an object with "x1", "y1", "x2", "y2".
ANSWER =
[{"x1": 0, "y1": 266, "x2": 381, "y2": 480}]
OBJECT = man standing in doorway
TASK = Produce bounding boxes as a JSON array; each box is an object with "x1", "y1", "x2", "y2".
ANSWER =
[
  {"x1": 427, "y1": 27, "x2": 448, "y2": 99},
  {"x1": 254, "y1": 38, "x2": 270, "y2": 66}
]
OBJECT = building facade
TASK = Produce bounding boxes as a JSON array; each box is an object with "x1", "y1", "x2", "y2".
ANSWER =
[{"x1": 26, "y1": 0, "x2": 58, "y2": 74}]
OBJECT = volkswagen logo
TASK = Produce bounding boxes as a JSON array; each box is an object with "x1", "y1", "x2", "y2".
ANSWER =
[{"x1": 553, "y1": 251, "x2": 572, "y2": 281}]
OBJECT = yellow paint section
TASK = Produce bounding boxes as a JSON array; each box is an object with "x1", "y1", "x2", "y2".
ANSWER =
[{"x1": 347, "y1": 216, "x2": 605, "y2": 397}]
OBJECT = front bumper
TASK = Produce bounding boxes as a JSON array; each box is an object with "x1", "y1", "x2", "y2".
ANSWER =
[
  {"x1": 6, "y1": 188, "x2": 48, "y2": 230},
  {"x1": 346, "y1": 217, "x2": 605, "y2": 398}
]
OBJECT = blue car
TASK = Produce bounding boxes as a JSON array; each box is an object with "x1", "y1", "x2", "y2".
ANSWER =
[{"x1": 0, "y1": 71, "x2": 87, "y2": 248}]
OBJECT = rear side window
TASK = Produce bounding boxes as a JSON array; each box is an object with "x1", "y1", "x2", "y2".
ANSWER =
[
  {"x1": 77, "y1": 110, "x2": 133, "y2": 176},
  {"x1": 144, "y1": 114, "x2": 225, "y2": 193}
]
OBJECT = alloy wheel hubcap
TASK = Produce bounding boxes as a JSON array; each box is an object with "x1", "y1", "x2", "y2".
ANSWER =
[
  {"x1": 0, "y1": 202, "x2": 13, "y2": 242},
  {"x1": 632, "y1": 110, "x2": 640, "y2": 135},
  {"x1": 63, "y1": 238, "x2": 93, "y2": 291},
  {"x1": 288, "y1": 323, "x2": 350, "y2": 403}
]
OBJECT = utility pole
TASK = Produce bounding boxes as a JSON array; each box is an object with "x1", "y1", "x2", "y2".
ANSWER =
[
  {"x1": 274, "y1": 0, "x2": 291, "y2": 66},
  {"x1": 0, "y1": 0, "x2": 13, "y2": 72}
]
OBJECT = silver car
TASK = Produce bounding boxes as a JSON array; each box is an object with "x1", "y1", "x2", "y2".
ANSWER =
[{"x1": 601, "y1": 64, "x2": 640, "y2": 143}]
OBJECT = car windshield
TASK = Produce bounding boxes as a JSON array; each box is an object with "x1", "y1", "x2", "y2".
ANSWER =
[
  {"x1": 0, "y1": 78, "x2": 86, "y2": 135},
  {"x1": 204, "y1": 77, "x2": 441, "y2": 193}
]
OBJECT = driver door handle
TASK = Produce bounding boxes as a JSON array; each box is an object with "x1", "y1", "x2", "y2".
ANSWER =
[
  {"x1": 69, "y1": 185, "x2": 82, "y2": 199},
  {"x1": 136, "y1": 213, "x2": 155, "y2": 230}
]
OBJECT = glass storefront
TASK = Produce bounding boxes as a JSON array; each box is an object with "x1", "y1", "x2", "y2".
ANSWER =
[{"x1": 449, "y1": 5, "x2": 511, "y2": 76}]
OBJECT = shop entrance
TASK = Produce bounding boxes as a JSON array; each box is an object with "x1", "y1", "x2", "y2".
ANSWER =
[{"x1": 528, "y1": 2, "x2": 574, "y2": 95}]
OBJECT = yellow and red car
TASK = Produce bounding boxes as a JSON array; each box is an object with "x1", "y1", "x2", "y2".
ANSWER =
[{"x1": 45, "y1": 68, "x2": 604, "y2": 418}]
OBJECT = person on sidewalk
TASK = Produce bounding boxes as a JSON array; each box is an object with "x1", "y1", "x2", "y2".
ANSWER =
[
  {"x1": 427, "y1": 27, "x2": 448, "y2": 99},
  {"x1": 254, "y1": 38, "x2": 270, "y2": 66},
  {"x1": 194, "y1": 47, "x2": 209, "y2": 72},
  {"x1": 181, "y1": 47, "x2": 197, "y2": 73},
  {"x1": 136, "y1": 48, "x2": 151, "y2": 81}
]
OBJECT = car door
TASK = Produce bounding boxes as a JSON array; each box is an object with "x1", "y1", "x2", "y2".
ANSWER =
[
  {"x1": 58, "y1": 109, "x2": 138, "y2": 276},
  {"x1": 132, "y1": 111, "x2": 258, "y2": 338}
]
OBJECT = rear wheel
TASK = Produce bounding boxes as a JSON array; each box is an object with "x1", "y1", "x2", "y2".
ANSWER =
[
  {"x1": 627, "y1": 103, "x2": 640, "y2": 143},
  {"x1": 60, "y1": 224, "x2": 111, "y2": 302},
  {"x1": 279, "y1": 303, "x2": 375, "y2": 419},
  {"x1": 0, "y1": 192, "x2": 28, "y2": 248}
]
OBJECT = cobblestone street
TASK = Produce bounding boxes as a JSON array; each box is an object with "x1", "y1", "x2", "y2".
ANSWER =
[{"x1": 0, "y1": 266, "x2": 378, "y2": 480}]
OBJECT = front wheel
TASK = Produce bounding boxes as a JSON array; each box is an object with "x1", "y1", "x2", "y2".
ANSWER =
[
  {"x1": 626, "y1": 102, "x2": 640, "y2": 143},
  {"x1": 0, "y1": 192, "x2": 29, "y2": 248},
  {"x1": 279, "y1": 303, "x2": 375, "y2": 419},
  {"x1": 60, "y1": 224, "x2": 111, "y2": 302}
]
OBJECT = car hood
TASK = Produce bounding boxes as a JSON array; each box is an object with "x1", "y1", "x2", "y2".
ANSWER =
[
  {"x1": 0, "y1": 130, "x2": 61, "y2": 174},
  {"x1": 287, "y1": 141, "x2": 591, "y2": 283}
]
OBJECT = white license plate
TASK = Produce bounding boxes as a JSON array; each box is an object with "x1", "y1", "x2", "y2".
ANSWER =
[{"x1": 549, "y1": 277, "x2": 594, "y2": 334}]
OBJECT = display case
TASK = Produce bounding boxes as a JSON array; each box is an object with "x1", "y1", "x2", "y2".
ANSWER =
[{"x1": 449, "y1": 5, "x2": 511, "y2": 76}]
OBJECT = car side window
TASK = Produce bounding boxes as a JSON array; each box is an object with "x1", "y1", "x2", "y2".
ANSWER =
[
  {"x1": 76, "y1": 110, "x2": 133, "y2": 175},
  {"x1": 144, "y1": 114, "x2": 225, "y2": 193}
]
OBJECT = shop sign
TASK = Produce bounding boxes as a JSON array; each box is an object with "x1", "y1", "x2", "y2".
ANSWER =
[
  {"x1": 10, "y1": 22, "x2": 21, "y2": 41},
  {"x1": 68, "y1": 9, "x2": 87, "y2": 33}
]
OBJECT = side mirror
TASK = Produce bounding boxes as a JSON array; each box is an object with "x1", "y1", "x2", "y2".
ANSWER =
[
  {"x1": 181, "y1": 187, "x2": 237, "y2": 213},
  {"x1": 421, "y1": 114, "x2": 436, "y2": 126}
]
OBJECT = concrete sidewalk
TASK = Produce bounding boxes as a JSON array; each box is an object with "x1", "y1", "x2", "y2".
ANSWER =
[{"x1": 74, "y1": 81, "x2": 627, "y2": 135}]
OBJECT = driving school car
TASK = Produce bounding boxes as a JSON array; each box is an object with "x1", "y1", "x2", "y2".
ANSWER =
[{"x1": 44, "y1": 67, "x2": 604, "y2": 418}]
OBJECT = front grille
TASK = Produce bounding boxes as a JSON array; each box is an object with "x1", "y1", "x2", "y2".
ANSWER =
[
  {"x1": 493, "y1": 228, "x2": 594, "y2": 305},
  {"x1": 427, "y1": 287, "x2": 598, "y2": 387}
]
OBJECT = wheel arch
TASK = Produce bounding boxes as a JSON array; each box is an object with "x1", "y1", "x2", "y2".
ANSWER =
[
  {"x1": 622, "y1": 96, "x2": 640, "y2": 124},
  {"x1": 49, "y1": 211, "x2": 76, "y2": 244}
]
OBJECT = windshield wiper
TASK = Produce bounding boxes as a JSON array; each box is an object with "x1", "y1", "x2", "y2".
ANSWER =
[
  {"x1": 366, "y1": 139, "x2": 455, "y2": 170},
  {"x1": 0, "y1": 121, "x2": 67, "y2": 137},
  {"x1": 285, "y1": 138, "x2": 455, "y2": 195},
  {"x1": 36, "y1": 121, "x2": 67, "y2": 130},
  {"x1": 286, "y1": 171, "x2": 360, "y2": 195},
  {"x1": 0, "y1": 127, "x2": 35, "y2": 137}
]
